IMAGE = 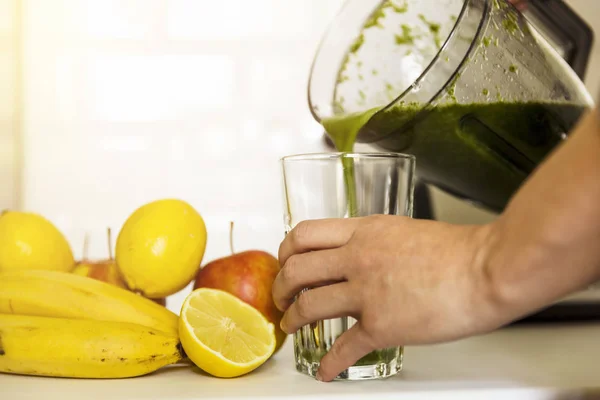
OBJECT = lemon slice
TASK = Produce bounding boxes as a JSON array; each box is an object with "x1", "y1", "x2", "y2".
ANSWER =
[{"x1": 179, "y1": 288, "x2": 276, "y2": 378}]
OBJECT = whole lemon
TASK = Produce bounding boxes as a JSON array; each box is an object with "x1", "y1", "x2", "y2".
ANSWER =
[
  {"x1": 0, "y1": 210, "x2": 75, "y2": 272},
  {"x1": 115, "y1": 199, "x2": 208, "y2": 298}
]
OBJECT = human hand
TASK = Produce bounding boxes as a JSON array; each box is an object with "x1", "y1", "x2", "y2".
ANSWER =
[
  {"x1": 509, "y1": 0, "x2": 527, "y2": 11},
  {"x1": 272, "y1": 215, "x2": 503, "y2": 382}
]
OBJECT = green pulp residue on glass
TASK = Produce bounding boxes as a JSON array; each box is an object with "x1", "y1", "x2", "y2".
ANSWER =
[
  {"x1": 365, "y1": 0, "x2": 409, "y2": 29},
  {"x1": 395, "y1": 24, "x2": 415, "y2": 45},
  {"x1": 503, "y1": 18, "x2": 518, "y2": 34},
  {"x1": 502, "y1": 9, "x2": 520, "y2": 35},
  {"x1": 337, "y1": 75, "x2": 349, "y2": 84},
  {"x1": 385, "y1": 0, "x2": 409, "y2": 14},
  {"x1": 364, "y1": 8, "x2": 386, "y2": 28},
  {"x1": 446, "y1": 72, "x2": 461, "y2": 101},
  {"x1": 418, "y1": 14, "x2": 442, "y2": 49},
  {"x1": 350, "y1": 34, "x2": 365, "y2": 53}
]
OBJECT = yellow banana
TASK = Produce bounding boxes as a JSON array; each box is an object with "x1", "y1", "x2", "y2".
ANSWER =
[
  {"x1": 0, "y1": 270, "x2": 178, "y2": 335},
  {"x1": 0, "y1": 313, "x2": 183, "y2": 378}
]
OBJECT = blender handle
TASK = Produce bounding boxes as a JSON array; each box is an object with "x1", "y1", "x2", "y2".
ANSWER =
[{"x1": 524, "y1": 0, "x2": 594, "y2": 79}]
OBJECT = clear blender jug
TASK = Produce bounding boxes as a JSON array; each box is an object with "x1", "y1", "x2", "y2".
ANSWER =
[{"x1": 308, "y1": 0, "x2": 594, "y2": 212}]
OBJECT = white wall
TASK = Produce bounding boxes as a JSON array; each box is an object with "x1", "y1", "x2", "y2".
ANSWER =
[
  {"x1": 18, "y1": 0, "x2": 345, "y2": 311},
  {"x1": 0, "y1": 0, "x2": 18, "y2": 211}
]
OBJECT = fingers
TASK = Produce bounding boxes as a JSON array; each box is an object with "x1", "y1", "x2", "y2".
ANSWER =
[
  {"x1": 278, "y1": 218, "x2": 361, "y2": 266},
  {"x1": 317, "y1": 323, "x2": 374, "y2": 382},
  {"x1": 273, "y1": 248, "x2": 350, "y2": 311},
  {"x1": 280, "y1": 282, "x2": 358, "y2": 334}
]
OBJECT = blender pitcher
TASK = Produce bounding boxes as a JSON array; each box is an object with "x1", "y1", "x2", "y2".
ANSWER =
[{"x1": 308, "y1": 0, "x2": 594, "y2": 211}]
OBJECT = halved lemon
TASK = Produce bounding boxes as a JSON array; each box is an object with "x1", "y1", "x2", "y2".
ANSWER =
[{"x1": 179, "y1": 288, "x2": 276, "y2": 378}]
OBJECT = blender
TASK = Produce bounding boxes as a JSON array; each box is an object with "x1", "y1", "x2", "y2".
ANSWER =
[
  {"x1": 307, "y1": 0, "x2": 598, "y2": 321},
  {"x1": 308, "y1": 0, "x2": 594, "y2": 213}
]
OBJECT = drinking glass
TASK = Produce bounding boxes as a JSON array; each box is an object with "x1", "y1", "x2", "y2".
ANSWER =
[{"x1": 280, "y1": 152, "x2": 416, "y2": 380}]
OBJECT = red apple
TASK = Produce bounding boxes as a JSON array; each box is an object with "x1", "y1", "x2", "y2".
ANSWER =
[
  {"x1": 72, "y1": 258, "x2": 128, "y2": 289},
  {"x1": 193, "y1": 223, "x2": 287, "y2": 353}
]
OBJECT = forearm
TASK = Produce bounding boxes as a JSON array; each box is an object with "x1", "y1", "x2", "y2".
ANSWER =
[{"x1": 483, "y1": 104, "x2": 600, "y2": 323}]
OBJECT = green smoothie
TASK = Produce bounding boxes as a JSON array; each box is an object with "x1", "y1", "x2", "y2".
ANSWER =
[{"x1": 322, "y1": 100, "x2": 586, "y2": 210}]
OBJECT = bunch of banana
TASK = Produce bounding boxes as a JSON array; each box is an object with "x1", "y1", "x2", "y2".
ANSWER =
[{"x1": 0, "y1": 270, "x2": 184, "y2": 378}]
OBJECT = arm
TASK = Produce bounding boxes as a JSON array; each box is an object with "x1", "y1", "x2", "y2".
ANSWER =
[
  {"x1": 272, "y1": 102, "x2": 600, "y2": 382},
  {"x1": 483, "y1": 105, "x2": 600, "y2": 321}
]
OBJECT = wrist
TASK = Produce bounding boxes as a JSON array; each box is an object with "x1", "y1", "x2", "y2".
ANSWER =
[
  {"x1": 464, "y1": 222, "x2": 516, "y2": 333},
  {"x1": 478, "y1": 213, "x2": 600, "y2": 327}
]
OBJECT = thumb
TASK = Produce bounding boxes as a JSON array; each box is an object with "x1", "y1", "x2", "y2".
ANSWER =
[{"x1": 316, "y1": 323, "x2": 374, "y2": 382}]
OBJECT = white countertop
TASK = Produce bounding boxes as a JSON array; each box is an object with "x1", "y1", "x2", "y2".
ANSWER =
[{"x1": 3, "y1": 322, "x2": 600, "y2": 400}]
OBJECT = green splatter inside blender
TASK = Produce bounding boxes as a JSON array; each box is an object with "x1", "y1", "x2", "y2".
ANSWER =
[
  {"x1": 364, "y1": 7, "x2": 387, "y2": 29},
  {"x1": 418, "y1": 14, "x2": 442, "y2": 49},
  {"x1": 350, "y1": 34, "x2": 365, "y2": 53},
  {"x1": 445, "y1": 72, "x2": 461, "y2": 102},
  {"x1": 385, "y1": 0, "x2": 409, "y2": 14},
  {"x1": 502, "y1": 9, "x2": 520, "y2": 35},
  {"x1": 395, "y1": 24, "x2": 415, "y2": 45},
  {"x1": 365, "y1": 0, "x2": 409, "y2": 29}
]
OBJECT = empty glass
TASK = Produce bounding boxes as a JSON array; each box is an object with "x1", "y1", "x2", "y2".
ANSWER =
[{"x1": 280, "y1": 152, "x2": 416, "y2": 380}]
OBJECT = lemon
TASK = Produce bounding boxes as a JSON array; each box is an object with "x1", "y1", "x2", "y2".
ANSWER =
[
  {"x1": 179, "y1": 288, "x2": 276, "y2": 378},
  {"x1": 115, "y1": 199, "x2": 207, "y2": 298},
  {"x1": 0, "y1": 210, "x2": 75, "y2": 273}
]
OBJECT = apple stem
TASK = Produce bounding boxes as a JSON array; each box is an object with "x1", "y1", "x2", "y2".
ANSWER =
[
  {"x1": 82, "y1": 233, "x2": 89, "y2": 260},
  {"x1": 107, "y1": 227, "x2": 113, "y2": 260},
  {"x1": 229, "y1": 221, "x2": 235, "y2": 255}
]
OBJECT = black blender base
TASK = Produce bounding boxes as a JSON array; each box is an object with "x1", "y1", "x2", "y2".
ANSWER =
[{"x1": 512, "y1": 303, "x2": 600, "y2": 324}]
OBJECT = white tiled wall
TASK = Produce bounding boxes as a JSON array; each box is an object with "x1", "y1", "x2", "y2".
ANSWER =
[{"x1": 8, "y1": 0, "x2": 600, "y2": 313}]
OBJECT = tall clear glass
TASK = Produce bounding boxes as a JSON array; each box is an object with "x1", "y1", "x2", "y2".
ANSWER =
[{"x1": 280, "y1": 152, "x2": 416, "y2": 380}]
